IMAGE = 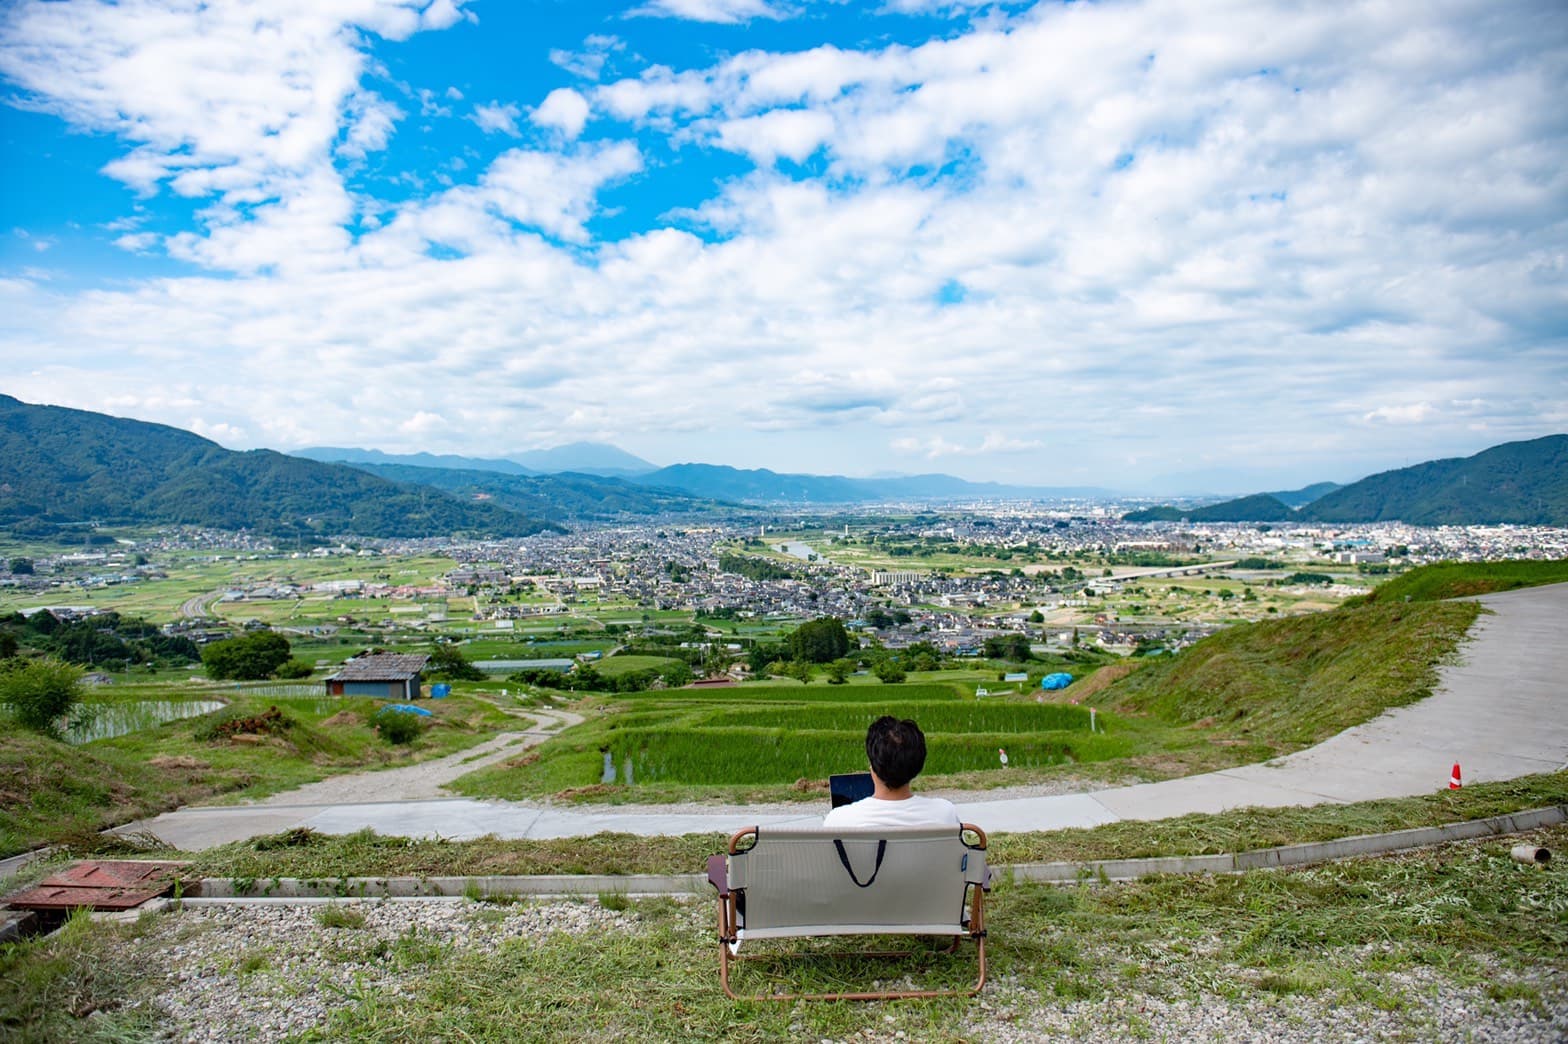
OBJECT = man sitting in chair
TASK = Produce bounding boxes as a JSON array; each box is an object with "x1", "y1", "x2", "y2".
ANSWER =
[{"x1": 823, "y1": 715, "x2": 961, "y2": 828}]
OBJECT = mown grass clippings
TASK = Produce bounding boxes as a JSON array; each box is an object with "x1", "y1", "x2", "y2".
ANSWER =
[{"x1": 0, "y1": 908, "x2": 163, "y2": 1043}]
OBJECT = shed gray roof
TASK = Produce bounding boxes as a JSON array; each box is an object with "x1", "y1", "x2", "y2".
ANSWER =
[{"x1": 327, "y1": 653, "x2": 430, "y2": 682}]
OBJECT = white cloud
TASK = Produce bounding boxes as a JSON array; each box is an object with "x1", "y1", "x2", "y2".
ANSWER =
[
  {"x1": 470, "y1": 100, "x2": 523, "y2": 136},
  {"x1": 399, "y1": 410, "x2": 450, "y2": 434},
  {"x1": 532, "y1": 87, "x2": 591, "y2": 139},
  {"x1": 716, "y1": 108, "x2": 834, "y2": 163},
  {"x1": 1, "y1": 0, "x2": 1564, "y2": 488},
  {"x1": 549, "y1": 35, "x2": 625, "y2": 81},
  {"x1": 626, "y1": 0, "x2": 792, "y2": 25},
  {"x1": 1363, "y1": 403, "x2": 1436, "y2": 425},
  {"x1": 113, "y1": 232, "x2": 157, "y2": 252}
]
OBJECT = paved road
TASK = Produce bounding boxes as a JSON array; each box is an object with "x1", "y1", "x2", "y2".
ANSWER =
[{"x1": 122, "y1": 583, "x2": 1568, "y2": 850}]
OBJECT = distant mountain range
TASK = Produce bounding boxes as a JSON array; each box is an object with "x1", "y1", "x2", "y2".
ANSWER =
[
  {"x1": 0, "y1": 396, "x2": 563, "y2": 540},
  {"x1": 1124, "y1": 437, "x2": 1568, "y2": 525},
  {"x1": 632, "y1": 463, "x2": 1115, "y2": 504},
  {"x1": 6, "y1": 395, "x2": 1564, "y2": 535},
  {"x1": 298, "y1": 442, "x2": 656, "y2": 478},
  {"x1": 303, "y1": 447, "x2": 1117, "y2": 503},
  {"x1": 339, "y1": 462, "x2": 727, "y2": 522}
]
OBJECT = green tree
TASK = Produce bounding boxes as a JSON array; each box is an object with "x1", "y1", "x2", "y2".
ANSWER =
[
  {"x1": 427, "y1": 642, "x2": 483, "y2": 681},
  {"x1": 825, "y1": 657, "x2": 855, "y2": 684},
  {"x1": 983, "y1": 634, "x2": 1033, "y2": 661},
  {"x1": 871, "y1": 659, "x2": 906, "y2": 683},
  {"x1": 8, "y1": 558, "x2": 33, "y2": 575},
  {"x1": 201, "y1": 631, "x2": 292, "y2": 680},
  {"x1": 748, "y1": 642, "x2": 782, "y2": 674},
  {"x1": 275, "y1": 658, "x2": 315, "y2": 679},
  {"x1": 0, "y1": 656, "x2": 82, "y2": 734},
  {"x1": 785, "y1": 617, "x2": 850, "y2": 663},
  {"x1": 1028, "y1": 609, "x2": 1044, "y2": 623},
  {"x1": 659, "y1": 661, "x2": 694, "y2": 687},
  {"x1": 778, "y1": 659, "x2": 814, "y2": 684}
]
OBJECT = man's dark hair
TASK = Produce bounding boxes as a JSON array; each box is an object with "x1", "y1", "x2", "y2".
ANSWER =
[{"x1": 865, "y1": 715, "x2": 927, "y2": 789}]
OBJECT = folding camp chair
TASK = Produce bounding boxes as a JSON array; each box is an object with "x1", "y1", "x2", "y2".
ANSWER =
[{"x1": 705, "y1": 823, "x2": 991, "y2": 1001}]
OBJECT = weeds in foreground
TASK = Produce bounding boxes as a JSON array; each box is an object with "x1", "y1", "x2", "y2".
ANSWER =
[
  {"x1": 315, "y1": 904, "x2": 367, "y2": 929},
  {"x1": 5, "y1": 827, "x2": 1565, "y2": 1042}
]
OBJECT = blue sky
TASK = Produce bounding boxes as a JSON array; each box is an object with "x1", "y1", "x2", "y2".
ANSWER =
[{"x1": 1, "y1": 0, "x2": 1565, "y2": 494}]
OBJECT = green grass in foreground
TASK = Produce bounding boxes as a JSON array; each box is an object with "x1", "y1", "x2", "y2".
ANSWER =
[
  {"x1": 5, "y1": 823, "x2": 1564, "y2": 1042},
  {"x1": 70, "y1": 770, "x2": 1552, "y2": 882}
]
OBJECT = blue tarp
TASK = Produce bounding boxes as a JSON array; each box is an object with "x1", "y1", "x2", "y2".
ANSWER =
[
  {"x1": 1040, "y1": 672, "x2": 1074, "y2": 690},
  {"x1": 430, "y1": 683, "x2": 451, "y2": 699},
  {"x1": 383, "y1": 703, "x2": 433, "y2": 717}
]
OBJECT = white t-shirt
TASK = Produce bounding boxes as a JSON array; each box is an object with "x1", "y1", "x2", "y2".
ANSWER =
[{"x1": 822, "y1": 794, "x2": 962, "y2": 830}]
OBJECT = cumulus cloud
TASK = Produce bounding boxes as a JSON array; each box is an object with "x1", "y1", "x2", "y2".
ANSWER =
[
  {"x1": 626, "y1": 0, "x2": 793, "y2": 24},
  {"x1": 0, "y1": 0, "x2": 1564, "y2": 487},
  {"x1": 1363, "y1": 403, "x2": 1437, "y2": 425},
  {"x1": 532, "y1": 87, "x2": 591, "y2": 139},
  {"x1": 470, "y1": 100, "x2": 523, "y2": 136}
]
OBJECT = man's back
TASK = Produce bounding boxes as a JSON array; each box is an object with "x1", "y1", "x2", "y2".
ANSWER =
[{"x1": 823, "y1": 793, "x2": 960, "y2": 829}]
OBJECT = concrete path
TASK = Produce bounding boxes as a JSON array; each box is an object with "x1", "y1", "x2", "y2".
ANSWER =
[{"x1": 121, "y1": 583, "x2": 1568, "y2": 850}]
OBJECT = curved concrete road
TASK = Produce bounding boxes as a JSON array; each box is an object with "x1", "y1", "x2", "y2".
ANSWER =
[{"x1": 123, "y1": 583, "x2": 1568, "y2": 850}]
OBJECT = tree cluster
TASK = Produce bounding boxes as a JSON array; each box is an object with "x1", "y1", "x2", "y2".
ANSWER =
[
  {"x1": 201, "y1": 631, "x2": 293, "y2": 680},
  {"x1": 717, "y1": 553, "x2": 796, "y2": 582},
  {"x1": 785, "y1": 617, "x2": 851, "y2": 663},
  {"x1": 1, "y1": 610, "x2": 199, "y2": 670}
]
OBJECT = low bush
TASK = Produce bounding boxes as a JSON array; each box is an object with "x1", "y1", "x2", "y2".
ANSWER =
[
  {"x1": 0, "y1": 657, "x2": 82, "y2": 734},
  {"x1": 374, "y1": 707, "x2": 426, "y2": 745},
  {"x1": 275, "y1": 658, "x2": 315, "y2": 679}
]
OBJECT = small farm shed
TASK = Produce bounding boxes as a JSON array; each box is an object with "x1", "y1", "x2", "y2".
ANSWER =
[{"x1": 326, "y1": 653, "x2": 430, "y2": 700}]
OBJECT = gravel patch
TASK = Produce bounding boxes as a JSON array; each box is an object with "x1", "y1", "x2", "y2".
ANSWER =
[
  {"x1": 116, "y1": 899, "x2": 1567, "y2": 1043},
  {"x1": 137, "y1": 898, "x2": 633, "y2": 1042},
  {"x1": 961, "y1": 952, "x2": 1568, "y2": 1043}
]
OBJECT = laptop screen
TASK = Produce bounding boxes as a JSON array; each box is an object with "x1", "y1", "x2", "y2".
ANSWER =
[{"x1": 828, "y1": 771, "x2": 874, "y2": 808}]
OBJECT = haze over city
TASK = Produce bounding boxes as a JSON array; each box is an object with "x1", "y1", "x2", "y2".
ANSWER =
[{"x1": 2, "y1": 0, "x2": 1565, "y2": 494}]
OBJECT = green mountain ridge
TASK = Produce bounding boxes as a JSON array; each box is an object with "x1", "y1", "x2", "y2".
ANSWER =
[
  {"x1": 340, "y1": 462, "x2": 729, "y2": 521},
  {"x1": 0, "y1": 395, "x2": 564, "y2": 539},
  {"x1": 1122, "y1": 436, "x2": 1568, "y2": 525}
]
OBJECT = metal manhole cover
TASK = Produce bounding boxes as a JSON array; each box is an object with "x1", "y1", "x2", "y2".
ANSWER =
[{"x1": 5, "y1": 860, "x2": 190, "y2": 912}]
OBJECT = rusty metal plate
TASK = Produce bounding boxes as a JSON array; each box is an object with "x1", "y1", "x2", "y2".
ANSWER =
[{"x1": 5, "y1": 860, "x2": 189, "y2": 912}]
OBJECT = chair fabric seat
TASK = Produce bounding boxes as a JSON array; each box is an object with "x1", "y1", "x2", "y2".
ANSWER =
[{"x1": 710, "y1": 823, "x2": 992, "y2": 1001}]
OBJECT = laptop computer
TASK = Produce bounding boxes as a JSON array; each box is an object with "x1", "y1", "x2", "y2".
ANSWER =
[{"x1": 828, "y1": 771, "x2": 874, "y2": 809}]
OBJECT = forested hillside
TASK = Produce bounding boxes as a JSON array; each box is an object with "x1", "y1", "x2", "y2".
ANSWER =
[{"x1": 0, "y1": 396, "x2": 563, "y2": 539}]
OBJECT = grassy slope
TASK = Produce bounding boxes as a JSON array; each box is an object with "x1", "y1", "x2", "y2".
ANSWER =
[
  {"x1": 1101, "y1": 600, "x2": 1480, "y2": 748},
  {"x1": 0, "y1": 692, "x2": 517, "y2": 857},
  {"x1": 1355, "y1": 558, "x2": 1568, "y2": 604}
]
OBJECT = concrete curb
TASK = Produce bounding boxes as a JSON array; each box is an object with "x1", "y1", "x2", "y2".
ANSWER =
[
  {"x1": 184, "y1": 805, "x2": 1565, "y2": 901},
  {"x1": 1011, "y1": 805, "x2": 1567, "y2": 884},
  {"x1": 196, "y1": 872, "x2": 705, "y2": 900}
]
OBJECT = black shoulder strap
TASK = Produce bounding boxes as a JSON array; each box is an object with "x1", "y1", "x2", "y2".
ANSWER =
[{"x1": 833, "y1": 839, "x2": 888, "y2": 888}]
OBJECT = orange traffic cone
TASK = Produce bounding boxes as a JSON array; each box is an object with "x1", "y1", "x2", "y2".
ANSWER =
[{"x1": 1449, "y1": 762, "x2": 1462, "y2": 790}]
